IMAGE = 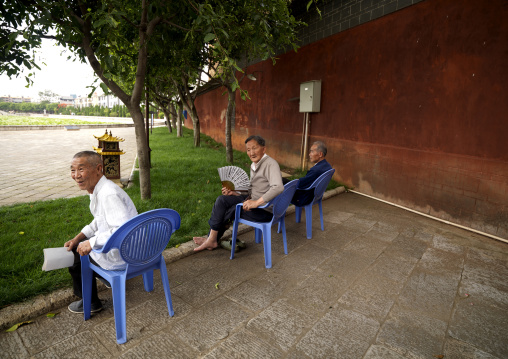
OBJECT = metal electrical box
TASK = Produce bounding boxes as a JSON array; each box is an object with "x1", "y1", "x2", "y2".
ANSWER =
[{"x1": 299, "y1": 80, "x2": 321, "y2": 113}]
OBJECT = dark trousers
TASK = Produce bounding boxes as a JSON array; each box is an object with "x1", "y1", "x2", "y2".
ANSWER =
[
  {"x1": 282, "y1": 177, "x2": 314, "y2": 206},
  {"x1": 68, "y1": 248, "x2": 102, "y2": 303},
  {"x1": 208, "y1": 195, "x2": 273, "y2": 240}
]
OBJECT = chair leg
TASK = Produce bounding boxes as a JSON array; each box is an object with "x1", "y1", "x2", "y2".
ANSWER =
[
  {"x1": 142, "y1": 270, "x2": 154, "y2": 292},
  {"x1": 262, "y1": 225, "x2": 272, "y2": 269},
  {"x1": 255, "y1": 228, "x2": 262, "y2": 244},
  {"x1": 280, "y1": 218, "x2": 288, "y2": 255},
  {"x1": 231, "y1": 219, "x2": 240, "y2": 260},
  {"x1": 318, "y1": 201, "x2": 324, "y2": 231},
  {"x1": 295, "y1": 207, "x2": 302, "y2": 223},
  {"x1": 305, "y1": 205, "x2": 313, "y2": 239},
  {"x1": 159, "y1": 259, "x2": 174, "y2": 317},
  {"x1": 81, "y1": 256, "x2": 93, "y2": 321},
  {"x1": 111, "y1": 277, "x2": 127, "y2": 344}
]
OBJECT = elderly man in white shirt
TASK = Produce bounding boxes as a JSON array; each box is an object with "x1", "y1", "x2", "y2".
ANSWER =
[{"x1": 64, "y1": 151, "x2": 137, "y2": 313}]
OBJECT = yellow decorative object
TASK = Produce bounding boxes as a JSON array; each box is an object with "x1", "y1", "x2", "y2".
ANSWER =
[
  {"x1": 93, "y1": 130, "x2": 125, "y2": 179},
  {"x1": 93, "y1": 131, "x2": 125, "y2": 143},
  {"x1": 93, "y1": 148, "x2": 126, "y2": 156}
]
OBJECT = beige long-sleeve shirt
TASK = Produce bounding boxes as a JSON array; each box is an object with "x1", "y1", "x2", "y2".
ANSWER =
[{"x1": 249, "y1": 155, "x2": 284, "y2": 206}]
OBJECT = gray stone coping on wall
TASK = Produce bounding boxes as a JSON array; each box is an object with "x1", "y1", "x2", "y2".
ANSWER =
[
  {"x1": 0, "y1": 121, "x2": 166, "y2": 131},
  {"x1": 0, "y1": 124, "x2": 135, "y2": 131}
]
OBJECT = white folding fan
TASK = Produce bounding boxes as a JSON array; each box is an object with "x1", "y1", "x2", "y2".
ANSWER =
[{"x1": 218, "y1": 166, "x2": 250, "y2": 192}]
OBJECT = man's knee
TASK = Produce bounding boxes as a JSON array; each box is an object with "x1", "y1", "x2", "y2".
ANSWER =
[{"x1": 214, "y1": 195, "x2": 229, "y2": 207}]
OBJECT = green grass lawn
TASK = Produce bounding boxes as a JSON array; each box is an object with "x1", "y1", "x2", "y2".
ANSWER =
[
  {"x1": 0, "y1": 127, "x2": 341, "y2": 308},
  {"x1": 0, "y1": 115, "x2": 112, "y2": 126}
]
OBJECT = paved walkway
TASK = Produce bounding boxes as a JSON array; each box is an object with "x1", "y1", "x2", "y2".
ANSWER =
[
  {"x1": 0, "y1": 127, "x2": 137, "y2": 206},
  {"x1": 1, "y1": 127, "x2": 507, "y2": 358}
]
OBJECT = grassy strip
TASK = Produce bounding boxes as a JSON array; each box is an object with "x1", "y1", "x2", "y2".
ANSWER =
[
  {"x1": 0, "y1": 127, "x2": 341, "y2": 307},
  {"x1": 0, "y1": 115, "x2": 112, "y2": 126}
]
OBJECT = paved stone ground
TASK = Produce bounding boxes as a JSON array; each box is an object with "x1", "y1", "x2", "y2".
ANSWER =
[
  {"x1": 1, "y1": 190, "x2": 507, "y2": 358},
  {"x1": 0, "y1": 127, "x2": 137, "y2": 206}
]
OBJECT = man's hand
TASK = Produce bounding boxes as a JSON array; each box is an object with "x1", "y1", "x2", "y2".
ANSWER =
[
  {"x1": 242, "y1": 198, "x2": 265, "y2": 211},
  {"x1": 65, "y1": 232, "x2": 87, "y2": 251},
  {"x1": 221, "y1": 187, "x2": 239, "y2": 196},
  {"x1": 64, "y1": 238, "x2": 80, "y2": 251},
  {"x1": 76, "y1": 240, "x2": 92, "y2": 256}
]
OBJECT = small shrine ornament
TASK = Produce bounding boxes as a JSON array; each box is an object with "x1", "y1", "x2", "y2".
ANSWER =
[{"x1": 93, "y1": 129, "x2": 125, "y2": 179}]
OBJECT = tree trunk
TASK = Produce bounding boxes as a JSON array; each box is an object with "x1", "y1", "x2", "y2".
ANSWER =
[
  {"x1": 162, "y1": 107, "x2": 172, "y2": 133},
  {"x1": 192, "y1": 115, "x2": 200, "y2": 147},
  {"x1": 173, "y1": 77, "x2": 200, "y2": 146},
  {"x1": 169, "y1": 102, "x2": 177, "y2": 131},
  {"x1": 130, "y1": 107, "x2": 151, "y2": 200},
  {"x1": 181, "y1": 103, "x2": 200, "y2": 146},
  {"x1": 188, "y1": 105, "x2": 200, "y2": 147},
  {"x1": 176, "y1": 102, "x2": 183, "y2": 138},
  {"x1": 79, "y1": 3, "x2": 161, "y2": 201},
  {"x1": 226, "y1": 85, "x2": 235, "y2": 163}
]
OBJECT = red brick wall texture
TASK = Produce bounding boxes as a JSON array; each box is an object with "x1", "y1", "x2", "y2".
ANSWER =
[{"x1": 189, "y1": 0, "x2": 508, "y2": 240}]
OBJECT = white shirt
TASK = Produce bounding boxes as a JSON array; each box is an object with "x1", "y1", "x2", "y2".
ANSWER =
[
  {"x1": 81, "y1": 176, "x2": 138, "y2": 270},
  {"x1": 251, "y1": 154, "x2": 268, "y2": 172}
]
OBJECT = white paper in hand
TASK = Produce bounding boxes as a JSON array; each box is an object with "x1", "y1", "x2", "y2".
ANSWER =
[{"x1": 42, "y1": 247, "x2": 75, "y2": 271}]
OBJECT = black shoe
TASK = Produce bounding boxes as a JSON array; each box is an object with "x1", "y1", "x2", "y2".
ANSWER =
[
  {"x1": 98, "y1": 277, "x2": 111, "y2": 289},
  {"x1": 220, "y1": 239, "x2": 246, "y2": 252},
  {"x1": 68, "y1": 299, "x2": 103, "y2": 314}
]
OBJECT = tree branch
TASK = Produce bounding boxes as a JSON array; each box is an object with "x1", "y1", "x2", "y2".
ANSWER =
[
  {"x1": 78, "y1": 2, "x2": 130, "y2": 105},
  {"x1": 161, "y1": 19, "x2": 193, "y2": 32}
]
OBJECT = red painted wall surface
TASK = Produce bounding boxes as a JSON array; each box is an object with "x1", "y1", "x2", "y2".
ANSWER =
[{"x1": 190, "y1": 0, "x2": 508, "y2": 240}]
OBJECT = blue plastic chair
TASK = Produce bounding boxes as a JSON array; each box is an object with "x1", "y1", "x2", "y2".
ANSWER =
[
  {"x1": 293, "y1": 168, "x2": 335, "y2": 239},
  {"x1": 230, "y1": 180, "x2": 298, "y2": 269},
  {"x1": 81, "y1": 208, "x2": 180, "y2": 344}
]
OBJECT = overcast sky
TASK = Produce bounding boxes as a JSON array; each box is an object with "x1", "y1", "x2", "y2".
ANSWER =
[{"x1": 1, "y1": 38, "x2": 98, "y2": 100}]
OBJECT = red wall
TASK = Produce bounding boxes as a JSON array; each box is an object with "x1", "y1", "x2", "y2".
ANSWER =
[{"x1": 190, "y1": 0, "x2": 508, "y2": 240}]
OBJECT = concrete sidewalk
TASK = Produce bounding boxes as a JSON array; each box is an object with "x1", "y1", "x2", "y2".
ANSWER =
[
  {"x1": 1, "y1": 191, "x2": 507, "y2": 358},
  {"x1": 0, "y1": 127, "x2": 138, "y2": 206}
]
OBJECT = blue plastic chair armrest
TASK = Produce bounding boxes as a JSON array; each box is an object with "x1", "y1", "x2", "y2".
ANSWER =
[
  {"x1": 235, "y1": 203, "x2": 243, "y2": 217},
  {"x1": 237, "y1": 197, "x2": 275, "y2": 211}
]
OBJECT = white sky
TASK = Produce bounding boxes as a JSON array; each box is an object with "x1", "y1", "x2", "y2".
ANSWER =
[{"x1": 0, "y1": 38, "x2": 98, "y2": 100}]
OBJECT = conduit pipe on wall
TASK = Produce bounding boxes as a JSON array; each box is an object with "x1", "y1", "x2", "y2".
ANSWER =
[
  {"x1": 301, "y1": 112, "x2": 310, "y2": 170},
  {"x1": 349, "y1": 190, "x2": 508, "y2": 245},
  {"x1": 300, "y1": 113, "x2": 305, "y2": 168}
]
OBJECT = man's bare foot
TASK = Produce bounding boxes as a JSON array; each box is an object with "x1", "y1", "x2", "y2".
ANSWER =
[
  {"x1": 193, "y1": 236, "x2": 207, "y2": 245},
  {"x1": 194, "y1": 237, "x2": 218, "y2": 252}
]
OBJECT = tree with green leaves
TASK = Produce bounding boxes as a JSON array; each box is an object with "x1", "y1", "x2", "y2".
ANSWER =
[
  {"x1": 38, "y1": 89, "x2": 59, "y2": 103},
  {"x1": 2, "y1": 0, "x2": 202, "y2": 199},
  {"x1": 190, "y1": 0, "x2": 302, "y2": 162},
  {"x1": 146, "y1": 0, "x2": 302, "y2": 156},
  {"x1": 0, "y1": 1, "x2": 43, "y2": 85},
  {"x1": 2, "y1": 0, "x2": 303, "y2": 197}
]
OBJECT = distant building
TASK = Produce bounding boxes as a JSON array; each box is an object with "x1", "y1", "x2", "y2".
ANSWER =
[
  {"x1": 98, "y1": 93, "x2": 122, "y2": 108},
  {"x1": 74, "y1": 92, "x2": 98, "y2": 108},
  {"x1": 76, "y1": 91, "x2": 122, "y2": 109},
  {"x1": 0, "y1": 95, "x2": 32, "y2": 103},
  {"x1": 75, "y1": 94, "x2": 93, "y2": 108},
  {"x1": 59, "y1": 96, "x2": 75, "y2": 106}
]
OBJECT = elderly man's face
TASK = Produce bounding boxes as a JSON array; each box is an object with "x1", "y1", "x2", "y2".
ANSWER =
[
  {"x1": 70, "y1": 157, "x2": 103, "y2": 194},
  {"x1": 309, "y1": 144, "x2": 322, "y2": 163},
  {"x1": 246, "y1": 139, "x2": 266, "y2": 164}
]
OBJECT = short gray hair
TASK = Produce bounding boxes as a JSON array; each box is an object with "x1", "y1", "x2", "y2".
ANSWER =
[
  {"x1": 245, "y1": 135, "x2": 265, "y2": 146},
  {"x1": 73, "y1": 151, "x2": 102, "y2": 167},
  {"x1": 313, "y1": 141, "x2": 327, "y2": 157}
]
